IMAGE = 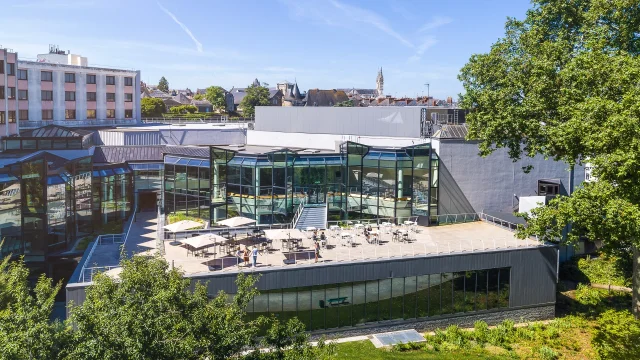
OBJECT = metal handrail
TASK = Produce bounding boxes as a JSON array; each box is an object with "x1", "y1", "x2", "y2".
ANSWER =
[
  {"x1": 291, "y1": 197, "x2": 307, "y2": 229},
  {"x1": 119, "y1": 205, "x2": 138, "y2": 258}
]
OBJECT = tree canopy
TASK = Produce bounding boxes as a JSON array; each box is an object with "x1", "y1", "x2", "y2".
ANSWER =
[
  {"x1": 169, "y1": 104, "x2": 198, "y2": 114},
  {"x1": 141, "y1": 97, "x2": 167, "y2": 117},
  {"x1": 158, "y1": 76, "x2": 169, "y2": 93},
  {"x1": 204, "y1": 86, "x2": 228, "y2": 112},
  {"x1": 458, "y1": 0, "x2": 640, "y2": 315},
  {"x1": 240, "y1": 84, "x2": 271, "y2": 117},
  {"x1": 0, "y1": 255, "x2": 69, "y2": 359},
  {"x1": 0, "y1": 253, "x2": 335, "y2": 359}
]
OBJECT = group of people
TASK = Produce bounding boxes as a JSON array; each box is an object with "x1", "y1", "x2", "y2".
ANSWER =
[
  {"x1": 235, "y1": 246, "x2": 259, "y2": 267},
  {"x1": 363, "y1": 225, "x2": 376, "y2": 243}
]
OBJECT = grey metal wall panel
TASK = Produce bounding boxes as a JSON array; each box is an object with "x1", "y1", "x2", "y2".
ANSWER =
[
  {"x1": 189, "y1": 247, "x2": 556, "y2": 308},
  {"x1": 65, "y1": 247, "x2": 557, "y2": 312},
  {"x1": 436, "y1": 140, "x2": 585, "y2": 214},
  {"x1": 255, "y1": 107, "x2": 424, "y2": 138}
]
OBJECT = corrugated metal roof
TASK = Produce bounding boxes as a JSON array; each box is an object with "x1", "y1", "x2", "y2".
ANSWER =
[
  {"x1": 163, "y1": 146, "x2": 209, "y2": 158},
  {"x1": 432, "y1": 124, "x2": 469, "y2": 139},
  {"x1": 93, "y1": 146, "x2": 166, "y2": 163}
]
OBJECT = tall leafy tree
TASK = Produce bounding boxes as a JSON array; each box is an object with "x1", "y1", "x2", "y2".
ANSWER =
[
  {"x1": 0, "y1": 254, "x2": 70, "y2": 359},
  {"x1": 204, "y1": 86, "x2": 228, "y2": 112},
  {"x1": 140, "y1": 97, "x2": 167, "y2": 117},
  {"x1": 68, "y1": 256, "x2": 334, "y2": 360},
  {"x1": 240, "y1": 84, "x2": 270, "y2": 117},
  {"x1": 458, "y1": 0, "x2": 640, "y2": 316},
  {"x1": 158, "y1": 76, "x2": 170, "y2": 93}
]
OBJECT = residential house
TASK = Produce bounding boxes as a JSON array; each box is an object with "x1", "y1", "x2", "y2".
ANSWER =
[{"x1": 304, "y1": 89, "x2": 349, "y2": 107}]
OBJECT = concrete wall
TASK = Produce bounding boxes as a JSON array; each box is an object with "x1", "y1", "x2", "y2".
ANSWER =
[
  {"x1": 255, "y1": 106, "x2": 426, "y2": 138},
  {"x1": 94, "y1": 128, "x2": 246, "y2": 146},
  {"x1": 435, "y1": 139, "x2": 585, "y2": 214}
]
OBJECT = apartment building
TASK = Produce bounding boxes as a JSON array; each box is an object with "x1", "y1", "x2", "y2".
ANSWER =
[{"x1": 0, "y1": 46, "x2": 141, "y2": 135}]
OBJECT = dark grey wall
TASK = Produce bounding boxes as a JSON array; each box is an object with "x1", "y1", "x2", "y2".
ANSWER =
[
  {"x1": 66, "y1": 246, "x2": 557, "y2": 314},
  {"x1": 435, "y1": 139, "x2": 585, "y2": 214},
  {"x1": 188, "y1": 246, "x2": 557, "y2": 308}
]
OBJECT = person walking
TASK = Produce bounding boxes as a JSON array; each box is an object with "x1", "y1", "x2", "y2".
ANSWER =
[
  {"x1": 251, "y1": 246, "x2": 258, "y2": 267},
  {"x1": 243, "y1": 247, "x2": 250, "y2": 267},
  {"x1": 314, "y1": 240, "x2": 320, "y2": 263}
]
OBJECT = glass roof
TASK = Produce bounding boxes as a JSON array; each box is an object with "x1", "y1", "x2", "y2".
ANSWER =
[{"x1": 164, "y1": 155, "x2": 210, "y2": 168}]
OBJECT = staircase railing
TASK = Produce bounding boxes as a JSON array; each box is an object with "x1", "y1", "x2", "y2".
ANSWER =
[{"x1": 291, "y1": 197, "x2": 307, "y2": 229}]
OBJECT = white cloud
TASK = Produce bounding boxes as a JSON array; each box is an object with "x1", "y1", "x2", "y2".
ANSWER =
[
  {"x1": 418, "y1": 16, "x2": 453, "y2": 32},
  {"x1": 157, "y1": 2, "x2": 203, "y2": 53},
  {"x1": 408, "y1": 36, "x2": 437, "y2": 63},
  {"x1": 280, "y1": 0, "x2": 414, "y2": 48},
  {"x1": 329, "y1": 0, "x2": 414, "y2": 48}
]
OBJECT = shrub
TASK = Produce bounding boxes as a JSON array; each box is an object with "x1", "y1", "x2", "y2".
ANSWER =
[
  {"x1": 575, "y1": 283, "x2": 604, "y2": 307},
  {"x1": 562, "y1": 255, "x2": 632, "y2": 287},
  {"x1": 592, "y1": 310, "x2": 640, "y2": 360},
  {"x1": 537, "y1": 346, "x2": 559, "y2": 360},
  {"x1": 472, "y1": 321, "x2": 489, "y2": 346},
  {"x1": 392, "y1": 341, "x2": 425, "y2": 352},
  {"x1": 487, "y1": 319, "x2": 516, "y2": 348}
]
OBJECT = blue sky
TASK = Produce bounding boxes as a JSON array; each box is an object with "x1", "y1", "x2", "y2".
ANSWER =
[{"x1": 1, "y1": 0, "x2": 532, "y2": 99}]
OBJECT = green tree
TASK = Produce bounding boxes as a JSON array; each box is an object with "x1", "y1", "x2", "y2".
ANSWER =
[
  {"x1": 141, "y1": 97, "x2": 166, "y2": 117},
  {"x1": 0, "y1": 254, "x2": 70, "y2": 360},
  {"x1": 68, "y1": 256, "x2": 334, "y2": 360},
  {"x1": 253, "y1": 317, "x2": 336, "y2": 360},
  {"x1": 240, "y1": 84, "x2": 270, "y2": 117},
  {"x1": 169, "y1": 104, "x2": 198, "y2": 114},
  {"x1": 593, "y1": 310, "x2": 640, "y2": 360},
  {"x1": 458, "y1": 0, "x2": 640, "y2": 317},
  {"x1": 193, "y1": 93, "x2": 205, "y2": 100},
  {"x1": 205, "y1": 86, "x2": 228, "y2": 112},
  {"x1": 158, "y1": 76, "x2": 169, "y2": 93},
  {"x1": 334, "y1": 100, "x2": 354, "y2": 107}
]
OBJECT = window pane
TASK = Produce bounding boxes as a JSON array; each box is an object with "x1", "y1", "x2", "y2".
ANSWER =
[
  {"x1": 325, "y1": 285, "x2": 340, "y2": 329},
  {"x1": 391, "y1": 277, "x2": 404, "y2": 320},
  {"x1": 296, "y1": 287, "x2": 311, "y2": 330},
  {"x1": 488, "y1": 269, "x2": 500, "y2": 309},
  {"x1": 311, "y1": 285, "x2": 325, "y2": 330},
  {"x1": 498, "y1": 268, "x2": 510, "y2": 308},
  {"x1": 379, "y1": 279, "x2": 391, "y2": 321},
  {"x1": 352, "y1": 281, "x2": 366, "y2": 326},
  {"x1": 428, "y1": 274, "x2": 440, "y2": 317},
  {"x1": 476, "y1": 270, "x2": 488, "y2": 311},
  {"x1": 416, "y1": 275, "x2": 429, "y2": 318},
  {"x1": 464, "y1": 271, "x2": 477, "y2": 312},
  {"x1": 338, "y1": 283, "x2": 352, "y2": 328},
  {"x1": 453, "y1": 271, "x2": 466, "y2": 313},
  {"x1": 268, "y1": 289, "x2": 282, "y2": 316},
  {"x1": 365, "y1": 280, "x2": 378, "y2": 323},
  {"x1": 403, "y1": 276, "x2": 417, "y2": 319}
]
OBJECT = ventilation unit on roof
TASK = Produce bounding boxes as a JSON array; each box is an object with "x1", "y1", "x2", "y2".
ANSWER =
[{"x1": 229, "y1": 144, "x2": 245, "y2": 148}]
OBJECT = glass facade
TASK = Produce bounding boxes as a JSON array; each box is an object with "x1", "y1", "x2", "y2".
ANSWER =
[
  {"x1": 203, "y1": 141, "x2": 439, "y2": 225},
  {"x1": 92, "y1": 166, "x2": 133, "y2": 225},
  {"x1": 164, "y1": 156, "x2": 210, "y2": 220},
  {"x1": 130, "y1": 163, "x2": 164, "y2": 191},
  {"x1": 243, "y1": 268, "x2": 510, "y2": 331}
]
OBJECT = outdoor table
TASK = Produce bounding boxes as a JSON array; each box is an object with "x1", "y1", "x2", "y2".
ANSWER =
[
  {"x1": 329, "y1": 225, "x2": 340, "y2": 232},
  {"x1": 403, "y1": 221, "x2": 415, "y2": 225},
  {"x1": 381, "y1": 222, "x2": 392, "y2": 226},
  {"x1": 306, "y1": 226, "x2": 317, "y2": 231},
  {"x1": 354, "y1": 224, "x2": 364, "y2": 229}
]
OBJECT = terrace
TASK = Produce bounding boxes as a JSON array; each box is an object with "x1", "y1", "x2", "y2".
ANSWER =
[{"x1": 159, "y1": 217, "x2": 542, "y2": 276}]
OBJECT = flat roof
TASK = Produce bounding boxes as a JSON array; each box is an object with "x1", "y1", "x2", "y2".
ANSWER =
[
  {"x1": 159, "y1": 221, "x2": 543, "y2": 277},
  {"x1": 105, "y1": 123, "x2": 248, "y2": 132},
  {"x1": 215, "y1": 144, "x2": 329, "y2": 156}
]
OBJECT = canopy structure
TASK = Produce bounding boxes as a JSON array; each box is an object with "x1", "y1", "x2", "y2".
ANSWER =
[
  {"x1": 181, "y1": 234, "x2": 226, "y2": 250},
  {"x1": 217, "y1": 216, "x2": 256, "y2": 227},
  {"x1": 264, "y1": 229, "x2": 306, "y2": 240},
  {"x1": 164, "y1": 220, "x2": 203, "y2": 233}
]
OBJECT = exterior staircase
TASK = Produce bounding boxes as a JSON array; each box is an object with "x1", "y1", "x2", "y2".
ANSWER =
[{"x1": 294, "y1": 204, "x2": 327, "y2": 230}]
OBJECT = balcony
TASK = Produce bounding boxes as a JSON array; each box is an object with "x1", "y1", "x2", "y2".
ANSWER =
[{"x1": 20, "y1": 119, "x2": 139, "y2": 129}]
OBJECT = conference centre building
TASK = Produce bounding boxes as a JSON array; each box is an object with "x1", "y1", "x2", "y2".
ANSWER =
[{"x1": 0, "y1": 106, "x2": 582, "y2": 334}]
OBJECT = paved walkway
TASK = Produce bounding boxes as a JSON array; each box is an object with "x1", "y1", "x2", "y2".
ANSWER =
[{"x1": 123, "y1": 211, "x2": 158, "y2": 258}]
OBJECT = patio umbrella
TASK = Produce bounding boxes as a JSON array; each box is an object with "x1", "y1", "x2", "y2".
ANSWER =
[
  {"x1": 164, "y1": 220, "x2": 203, "y2": 233},
  {"x1": 264, "y1": 229, "x2": 305, "y2": 240},
  {"x1": 181, "y1": 234, "x2": 221, "y2": 250},
  {"x1": 217, "y1": 216, "x2": 256, "y2": 227}
]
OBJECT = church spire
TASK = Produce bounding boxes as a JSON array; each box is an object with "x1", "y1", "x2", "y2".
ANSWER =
[{"x1": 376, "y1": 67, "x2": 384, "y2": 97}]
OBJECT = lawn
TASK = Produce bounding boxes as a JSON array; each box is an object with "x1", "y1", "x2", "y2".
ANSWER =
[
  {"x1": 332, "y1": 286, "x2": 632, "y2": 359},
  {"x1": 336, "y1": 340, "x2": 509, "y2": 359}
]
